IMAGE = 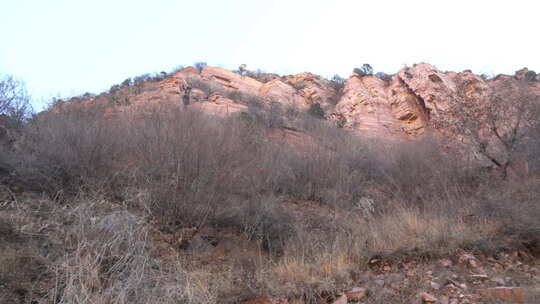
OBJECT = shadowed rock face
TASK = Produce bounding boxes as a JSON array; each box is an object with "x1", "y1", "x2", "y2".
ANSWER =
[{"x1": 387, "y1": 75, "x2": 428, "y2": 136}]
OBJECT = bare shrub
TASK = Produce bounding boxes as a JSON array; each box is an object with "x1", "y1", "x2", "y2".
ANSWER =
[
  {"x1": 440, "y1": 78, "x2": 540, "y2": 178},
  {"x1": 0, "y1": 217, "x2": 17, "y2": 244},
  {"x1": 264, "y1": 197, "x2": 500, "y2": 300},
  {"x1": 330, "y1": 75, "x2": 346, "y2": 92},
  {"x1": 5, "y1": 93, "x2": 538, "y2": 302},
  {"x1": 185, "y1": 76, "x2": 265, "y2": 106},
  {"x1": 375, "y1": 72, "x2": 393, "y2": 83},
  {"x1": 362, "y1": 136, "x2": 487, "y2": 217},
  {"x1": 308, "y1": 102, "x2": 325, "y2": 119},
  {"x1": 5, "y1": 73, "x2": 540, "y2": 303},
  {"x1": 0, "y1": 74, "x2": 32, "y2": 126},
  {"x1": 479, "y1": 178, "x2": 540, "y2": 249},
  {"x1": 244, "y1": 69, "x2": 278, "y2": 83},
  {"x1": 194, "y1": 62, "x2": 207, "y2": 71},
  {"x1": 0, "y1": 245, "x2": 49, "y2": 302},
  {"x1": 242, "y1": 101, "x2": 284, "y2": 129},
  {"x1": 14, "y1": 103, "x2": 121, "y2": 194},
  {"x1": 213, "y1": 195, "x2": 296, "y2": 255},
  {"x1": 353, "y1": 64, "x2": 373, "y2": 77},
  {"x1": 120, "y1": 107, "x2": 252, "y2": 228},
  {"x1": 0, "y1": 214, "x2": 53, "y2": 303},
  {"x1": 185, "y1": 76, "x2": 218, "y2": 97}
]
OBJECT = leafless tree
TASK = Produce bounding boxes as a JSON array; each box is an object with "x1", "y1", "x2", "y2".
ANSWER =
[
  {"x1": 0, "y1": 74, "x2": 32, "y2": 125},
  {"x1": 441, "y1": 77, "x2": 540, "y2": 178}
]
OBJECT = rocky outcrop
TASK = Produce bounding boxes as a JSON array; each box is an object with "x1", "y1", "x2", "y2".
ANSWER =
[
  {"x1": 387, "y1": 75, "x2": 427, "y2": 136},
  {"x1": 201, "y1": 66, "x2": 263, "y2": 95},
  {"x1": 332, "y1": 62, "x2": 539, "y2": 138},
  {"x1": 284, "y1": 72, "x2": 340, "y2": 109},
  {"x1": 398, "y1": 63, "x2": 457, "y2": 117},
  {"x1": 60, "y1": 63, "x2": 540, "y2": 141},
  {"x1": 333, "y1": 75, "x2": 402, "y2": 135},
  {"x1": 332, "y1": 71, "x2": 431, "y2": 136},
  {"x1": 189, "y1": 93, "x2": 248, "y2": 117},
  {"x1": 259, "y1": 79, "x2": 305, "y2": 107},
  {"x1": 196, "y1": 68, "x2": 339, "y2": 111}
]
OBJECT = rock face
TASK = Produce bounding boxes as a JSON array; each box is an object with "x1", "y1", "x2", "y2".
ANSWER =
[
  {"x1": 201, "y1": 66, "x2": 263, "y2": 95},
  {"x1": 334, "y1": 63, "x2": 540, "y2": 138},
  {"x1": 387, "y1": 75, "x2": 427, "y2": 136},
  {"x1": 333, "y1": 75, "x2": 403, "y2": 135},
  {"x1": 170, "y1": 67, "x2": 340, "y2": 112},
  {"x1": 398, "y1": 63, "x2": 457, "y2": 117},
  {"x1": 284, "y1": 72, "x2": 340, "y2": 109},
  {"x1": 61, "y1": 63, "x2": 540, "y2": 141},
  {"x1": 331, "y1": 67, "x2": 435, "y2": 137},
  {"x1": 189, "y1": 93, "x2": 248, "y2": 117},
  {"x1": 259, "y1": 79, "x2": 304, "y2": 108}
]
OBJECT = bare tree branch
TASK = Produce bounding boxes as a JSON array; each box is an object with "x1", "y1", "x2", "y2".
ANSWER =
[
  {"x1": 440, "y1": 77, "x2": 540, "y2": 178},
  {"x1": 0, "y1": 74, "x2": 32, "y2": 125}
]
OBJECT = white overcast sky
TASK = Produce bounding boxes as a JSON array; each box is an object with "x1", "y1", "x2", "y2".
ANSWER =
[{"x1": 0, "y1": 0, "x2": 538, "y2": 109}]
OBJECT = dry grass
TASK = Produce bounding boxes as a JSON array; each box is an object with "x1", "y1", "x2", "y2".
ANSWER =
[{"x1": 22, "y1": 198, "x2": 217, "y2": 304}]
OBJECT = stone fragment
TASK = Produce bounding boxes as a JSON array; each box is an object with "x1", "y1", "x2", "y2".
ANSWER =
[
  {"x1": 439, "y1": 259, "x2": 452, "y2": 268},
  {"x1": 331, "y1": 295, "x2": 347, "y2": 304},
  {"x1": 475, "y1": 287, "x2": 526, "y2": 304},
  {"x1": 344, "y1": 287, "x2": 367, "y2": 301},
  {"x1": 419, "y1": 291, "x2": 438, "y2": 303},
  {"x1": 430, "y1": 281, "x2": 441, "y2": 290}
]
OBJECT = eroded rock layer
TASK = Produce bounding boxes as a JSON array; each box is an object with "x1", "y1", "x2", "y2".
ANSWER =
[{"x1": 60, "y1": 63, "x2": 540, "y2": 139}]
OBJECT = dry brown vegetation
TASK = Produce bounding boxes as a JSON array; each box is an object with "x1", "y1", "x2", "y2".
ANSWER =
[
  {"x1": 439, "y1": 78, "x2": 540, "y2": 179},
  {"x1": 1, "y1": 97, "x2": 539, "y2": 303}
]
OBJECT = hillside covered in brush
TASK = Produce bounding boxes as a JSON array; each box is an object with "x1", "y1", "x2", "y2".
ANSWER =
[{"x1": 0, "y1": 63, "x2": 540, "y2": 304}]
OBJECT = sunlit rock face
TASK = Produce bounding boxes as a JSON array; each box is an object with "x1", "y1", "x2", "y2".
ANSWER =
[
  {"x1": 283, "y1": 72, "x2": 340, "y2": 109},
  {"x1": 332, "y1": 75, "x2": 402, "y2": 135},
  {"x1": 333, "y1": 63, "x2": 539, "y2": 138},
  {"x1": 59, "y1": 64, "x2": 540, "y2": 141}
]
